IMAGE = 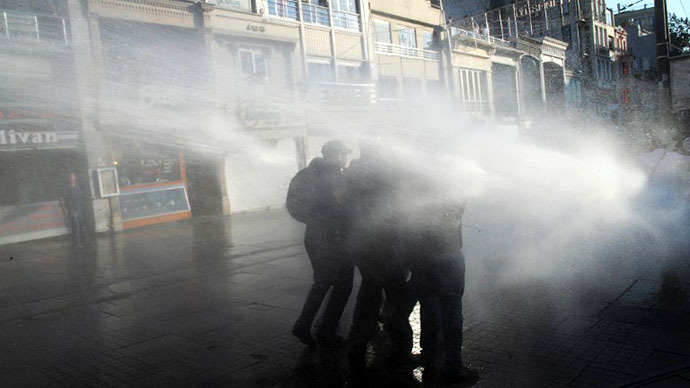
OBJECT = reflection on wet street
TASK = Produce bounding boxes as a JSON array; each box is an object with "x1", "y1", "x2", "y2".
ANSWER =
[{"x1": 0, "y1": 209, "x2": 688, "y2": 387}]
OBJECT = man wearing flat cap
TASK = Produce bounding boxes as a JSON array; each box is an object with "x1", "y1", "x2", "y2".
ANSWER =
[{"x1": 288, "y1": 139, "x2": 354, "y2": 347}]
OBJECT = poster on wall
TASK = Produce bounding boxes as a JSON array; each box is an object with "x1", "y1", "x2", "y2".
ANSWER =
[
  {"x1": 0, "y1": 201, "x2": 67, "y2": 245},
  {"x1": 97, "y1": 167, "x2": 120, "y2": 197}
]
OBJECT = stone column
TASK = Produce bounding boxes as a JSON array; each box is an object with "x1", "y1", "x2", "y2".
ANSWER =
[
  {"x1": 539, "y1": 59, "x2": 547, "y2": 106},
  {"x1": 66, "y1": 0, "x2": 121, "y2": 232}
]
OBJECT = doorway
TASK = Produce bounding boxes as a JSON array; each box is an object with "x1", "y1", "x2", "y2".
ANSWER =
[{"x1": 184, "y1": 154, "x2": 223, "y2": 217}]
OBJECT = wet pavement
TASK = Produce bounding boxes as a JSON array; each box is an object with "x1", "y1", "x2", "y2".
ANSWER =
[{"x1": 0, "y1": 209, "x2": 689, "y2": 387}]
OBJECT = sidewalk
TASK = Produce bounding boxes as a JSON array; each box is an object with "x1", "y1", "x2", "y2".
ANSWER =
[{"x1": 0, "y1": 210, "x2": 688, "y2": 387}]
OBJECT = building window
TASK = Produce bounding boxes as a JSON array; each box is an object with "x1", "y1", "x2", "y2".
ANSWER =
[
  {"x1": 215, "y1": 0, "x2": 251, "y2": 12},
  {"x1": 332, "y1": 0, "x2": 356, "y2": 13},
  {"x1": 337, "y1": 64, "x2": 362, "y2": 83},
  {"x1": 239, "y1": 49, "x2": 268, "y2": 81},
  {"x1": 331, "y1": 0, "x2": 359, "y2": 30},
  {"x1": 562, "y1": 0, "x2": 570, "y2": 15},
  {"x1": 421, "y1": 30, "x2": 435, "y2": 51},
  {"x1": 597, "y1": 59, "x2": 611, "y2": 82},
  {"x1": 373, "y1": 19, "x2": 391, "y2": 44},
  {"x1": 562, "y1": 25, "x2": 572, "y2": 43},
  {"x1": 267, "y1": 0, "x2": 298, "y2": 19},
  {"x1": 308, "y1": 61, "x2": 333, "y2": 83},
  {"x1": 458, "y1": 69, "x2": 488, "y2": 112},
  {"x1": 397, "y1": 25, "x2": 416, "y2": 48}
]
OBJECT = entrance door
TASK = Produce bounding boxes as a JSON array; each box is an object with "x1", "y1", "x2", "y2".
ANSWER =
[{"x1": 185, "y1": 154, "x2": 223, "y2": 217}]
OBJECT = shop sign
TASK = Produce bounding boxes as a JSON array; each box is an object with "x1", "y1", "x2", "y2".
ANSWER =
[
  {"x1": 0, "y1": 201, "x2": 67, "y2": 245},
  {"x1": 212, "y1": 14, "x2": 299, "y2": 42},
  {"x1": 0, "y1": 129, "x2": 79, "y2": 151},
  {"x1": 246, "y1": 24, "x2": 266, "y2": 33},
  {"x1": 236, "y1": 100, "x2": 283, "y2": 128}
]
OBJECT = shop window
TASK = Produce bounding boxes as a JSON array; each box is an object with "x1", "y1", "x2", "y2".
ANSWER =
[
  {"x1": 397, "y1": 25, "x2": 417, "y2": 48},
  {"x1": 0, "y1": 150, "x2": 81, "y2": 207},
  {"x1": 373, "y1": 19, "x2": 391, "y2": 44},
  {"x1": 308, "y1": 62, "x2": 333, "y2": 83},
  {"x1": 115, "y1": 145, "x2": 181, "y2": 187},
  {"x1": 239, "y1": 49, "x2": 268, "y2": 82}
]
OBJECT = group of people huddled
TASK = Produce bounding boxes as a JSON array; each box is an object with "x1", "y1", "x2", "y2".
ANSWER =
[{"x1": 286, "y1": 138, "x2": 478, "y2": 385}]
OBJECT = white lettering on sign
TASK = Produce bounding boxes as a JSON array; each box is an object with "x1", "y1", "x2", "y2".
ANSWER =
[
  {"x1": 246, "y1": 24, "x2": 266, "y2": 33},
  {"x1": 0, "y1": 130, "x2": 58, "y2": 145}
]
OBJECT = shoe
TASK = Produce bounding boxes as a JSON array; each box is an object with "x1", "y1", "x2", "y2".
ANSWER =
[
  {"x1": 422, "y1": 365, "x2": 439, "y2": 384},
  {"x1": 291, "y1": 326, "x2": 316, "y2": 347},
  {"x1": 316, "y1": 334, "x2": 346, "y2": 348},
  {"x1": 442, "y1": 365, "x2": 480, "y2": 384}
]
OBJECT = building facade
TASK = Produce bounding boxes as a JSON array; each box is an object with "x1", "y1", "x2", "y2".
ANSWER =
[
  {"x1": 0, "y1": 0, "x2": 570, "y2": 245},
  {"x1": 0, "y1": 0, "x2": 87, "y2": 245},
  {"x1": 445, "y1": 0, "x2": 630, "y2": 123}
]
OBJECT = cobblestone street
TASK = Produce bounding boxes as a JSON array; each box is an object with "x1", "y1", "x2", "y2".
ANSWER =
[{"x1": 0, "y1": 210, "x2": 688, "y2": 387}]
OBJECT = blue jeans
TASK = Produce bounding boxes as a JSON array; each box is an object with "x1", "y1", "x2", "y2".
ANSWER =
[{"x1": 67, "y1": 210, "x2": 85, "y2": 246}]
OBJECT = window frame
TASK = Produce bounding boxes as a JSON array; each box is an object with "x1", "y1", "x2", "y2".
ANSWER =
[
  {"x1": 372, "y1": 19, "x2": 392, "y2": 44},
  {"x1": 238, "y1": 48, "x2": 269, "y2": 82},
  {"x1": 397, "y1": 25, "x2": 417, "y2": 49}
]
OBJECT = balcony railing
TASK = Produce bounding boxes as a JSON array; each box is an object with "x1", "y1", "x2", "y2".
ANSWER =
[
  {"x1": 311, "y1": 82, "x2": 376, "y2": 104},
  {"x1": 267, "y1": 0, "x2": 298, "y2": 20},
  {"x1": 332, "y1": 10, "x2": 360, "y2": 32},
  {"x1": 451, "y1": 27, "x2": 515, "y2": 49},
  {"x1": 374, "y1": 42, "x2": 439, "y2": 61},
  {"x1": 267, "y1": 1, "x2": 361, "y2": 32},
  {"x1": 301, "y1": 3, "x2": 329, "y2": 26},
  {"x1": 460, "y1": 100, "x2": 490, "y2": 113},
  {"x1": 1, "y1": 10, "x2": 68, "y2": 44}
]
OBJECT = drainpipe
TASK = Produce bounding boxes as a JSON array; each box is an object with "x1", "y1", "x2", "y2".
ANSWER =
[
  {"x1": 440, "y1": 0, "x2": 456, "y2": 101},
  {"x1": 513, "y1": 3, "x2": 519, "y2": 37},
  {"x1": 296, "y1": 0, "x2": 309, "y2": 80},
  {"x1": 358, "y1": 0, "x2": 372, "y2": 81},
  {"x1": 327, "y1": 1, "x2": 338, "y2": 82},
  {"x1": 526, "y1": 0, "x2": 533, "y2": 35}
]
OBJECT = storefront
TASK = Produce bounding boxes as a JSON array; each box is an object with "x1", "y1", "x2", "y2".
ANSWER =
[
  {"x1": 208, "y1": 8, "x2": 307, "y2": 213},
  {"x1": 96, "y1": 16, "x2": 224, "y2": 227},
  {"x1": 110, "y1": 139, "x2": 191, "y2": 229},
  {"x1": 0, "y1": 18, "x2": 86, "y2": 245}
]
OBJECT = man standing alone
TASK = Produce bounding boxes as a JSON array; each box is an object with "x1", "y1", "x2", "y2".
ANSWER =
[
  {"x1": 60, "y1": 172, "x2": 86, "y2": 247},
  {"x1": 287, "y1": 140, "x2": 354, "y2": 347}
]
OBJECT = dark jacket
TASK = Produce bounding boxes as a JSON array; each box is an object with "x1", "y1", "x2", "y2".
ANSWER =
[{"x1": 293, "y1": 157, "x2": 348, "y2": 243}]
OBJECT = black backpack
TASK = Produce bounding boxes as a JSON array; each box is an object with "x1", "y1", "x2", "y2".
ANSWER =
[{"x1": 286, "y1": 167, "x2": 316, "y2": 223}]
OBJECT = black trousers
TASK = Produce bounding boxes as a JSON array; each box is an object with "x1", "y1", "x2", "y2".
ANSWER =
[
  {"x1": 347, "y1": 237, "x2": 412, "y2": 363},
  {"x1": 411, "y1": 250, "x2": 466, "y2": 373},
  {"x1": 294, "y1": 227, "x2": 354, "y2": 339}
]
